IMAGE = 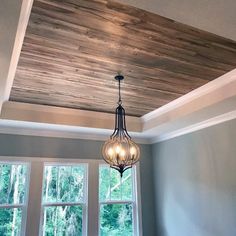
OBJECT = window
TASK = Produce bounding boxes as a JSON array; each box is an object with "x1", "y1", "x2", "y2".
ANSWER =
[
  {"x1": 0, "y1": 162, "x2": 29, "y2": 236},
  {"x1": 0, "y1": 158, "x2": 141, "y2": 236},
  {"x1": 99, "y1": 165, "x2": 139, "y2": 236},
  {"x1": 40, "y1": 164, "x2": 88, "y2": 236}
]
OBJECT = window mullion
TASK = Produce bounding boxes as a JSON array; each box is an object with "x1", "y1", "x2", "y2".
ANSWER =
[
  {"x1": 0, "y1": 164, "x2": 2, "y2": 183},
  {"x1": 109, "y1": 168, "x2": 111, "y2": 201},
  {"x1": 56, "y1": 166, "x2": 60, "y2": 202},
  {"x1": 0, "y1": 204, "x2": 24, "y2": 208},
  {"x1": 120, "y1": 174, "x2": 123, "y2": 200},
  {"x1": 25, "y1": 161, "x2": 44, "y2": 236},
  {"x1": 6, "y1": 164, "x2": 12, "y2": 204},
  {"x1": 132, "y1": 167, "x2": 138, "y2": 236},
  {"x1": 99, "y1": 200, "x2": 134, "y2": 205},
  {"x1": 87, "y1": 161, "x2": 99, "y2": 236},
  {"x1": 42, "y1": 202, "x2": 83, "y2": 207},
  {"x1": 82, "y1": 164, "x2": 88, "y2": 236}
]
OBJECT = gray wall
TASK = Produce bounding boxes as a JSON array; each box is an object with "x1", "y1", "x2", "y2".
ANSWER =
[
  {"x1": 152, "y1": 119, "x2": 236, "y2": 236},
  {"x1": 117, "y1": 0, "x2": 236, "y2": 41},
  {"x1": 0, "y1": 134, "x2": 156, "y2": 236}
]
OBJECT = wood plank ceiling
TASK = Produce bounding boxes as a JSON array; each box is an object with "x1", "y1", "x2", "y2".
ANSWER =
[{"x1": 10, "y1": 0, "x2": 236, "y2": 117}]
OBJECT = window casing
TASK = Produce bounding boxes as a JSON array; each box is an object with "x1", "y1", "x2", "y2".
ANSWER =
[
  {"x1": 40, "y1": 163, "x2": 88, "y2": 236},
  {"x1": 0, "y1": 161, "x2": 30, "y2": 236},
  {"x1": 99, "y1": 165, "x2": 139, "y2": 236}
]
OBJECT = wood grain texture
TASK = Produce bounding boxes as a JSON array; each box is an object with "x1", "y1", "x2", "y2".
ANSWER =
[{"x1": 10, "y1": 0, "x2": 236, "y2": 117}]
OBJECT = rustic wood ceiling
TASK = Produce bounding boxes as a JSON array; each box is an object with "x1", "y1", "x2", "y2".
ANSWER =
[{"x1": 10, "y1": 0, "x2": 236, "y2": 117}]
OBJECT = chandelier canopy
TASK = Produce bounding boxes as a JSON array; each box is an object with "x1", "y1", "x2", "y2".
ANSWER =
[{"x1": 102, "y1": 75, "x2": 140, "y2": 177}]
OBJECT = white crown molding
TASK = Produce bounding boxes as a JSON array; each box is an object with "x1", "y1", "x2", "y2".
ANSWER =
[
  {"x1": 1, "y1": 101, "x2": 142, "y2": 132},
  {"x1": 141, "y1": 69, "x2": 236, "y2": 133},
  {"x1": 0, "y1": 119, "x2": 151, "y2": 144},
  {"x1": 1, "y1": 70, "x2": 236, "y2": 144},
  {"x1": 151, "y1": 110, "x2": 236, "y2": 144},
  {"x1": 142, "y1": 69, "x2": 236, "y2": 122}
]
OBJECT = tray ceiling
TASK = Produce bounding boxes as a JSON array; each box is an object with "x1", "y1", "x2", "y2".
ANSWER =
[{"x1": 10, "y1": 0, "x2": 236, "y2": 117}]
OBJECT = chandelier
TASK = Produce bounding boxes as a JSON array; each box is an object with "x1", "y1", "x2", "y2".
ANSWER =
[{"x1": 102, "y1": 75, "x2": 140, "y2": 177}]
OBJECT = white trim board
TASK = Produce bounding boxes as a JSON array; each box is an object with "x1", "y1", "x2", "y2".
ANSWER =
[
  {"x1": 0, "y1": 0, "x2": 33, "y2": 111},
  {"x1": 1, "y1": 101, "x2": 142, "y2": 132},
  {"x1": 142, "y1": 68, "x2": 236, "y2": 122},
  {"x1": 0, "y1": 119, "x2": 151, "y2": 144},
  {"x1": 3, "y1": 0, "x2": 34, "y2": 101},
  {"x1": 1, "y1": 69, "x2": 236, "y2": 144},
  {"x1": 151, "y1": 110, "x2": 236, "y2": 143},
  {"x1": 142, "y1": 68, "x2": 236, "y2": 132},
  {"x1": 2, "y1": 110, "x2": 236, "y2": 144}
]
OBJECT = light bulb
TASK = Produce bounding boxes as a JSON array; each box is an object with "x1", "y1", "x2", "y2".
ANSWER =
[
  {"x1": 120, "y1": 149, "x2": 126, "y2": 161},
  {"x1": 130, "y1": 146, "x2": 136, "y2": 155},
  {"x1": 120, "y1": 149, "x2": 125, "y2": 157},
  {"x1": 115, "y1": 145, "x2": 121, "y2": 154},
  {"x1": 108, "y1": 148, "x2": 114, "y2": 156}
]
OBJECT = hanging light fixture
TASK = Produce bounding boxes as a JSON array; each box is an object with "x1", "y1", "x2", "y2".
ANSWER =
[{"x1": 102, "y1": 74, "x2": 140, "y2": 177}]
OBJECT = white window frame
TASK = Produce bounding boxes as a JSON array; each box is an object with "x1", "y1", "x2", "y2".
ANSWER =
[
  {"x1": 98, "y1": 164, "x2": 140, "y2": 236},
  {"x1": 0, "y1": 159, "x2": 30, "y2": 236},
  {"x1": 0, "y1": 157, "x2": 143, "y2": 236},
  {"x1": 39, "y1": 162, "x2": 88, "y2": 236}
]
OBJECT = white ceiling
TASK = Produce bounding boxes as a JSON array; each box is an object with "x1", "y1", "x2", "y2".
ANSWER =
[{"x1": 118, "y1": 0, "x2": 236, "y2": 41}]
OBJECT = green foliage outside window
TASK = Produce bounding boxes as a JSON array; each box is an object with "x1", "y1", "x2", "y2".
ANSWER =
[
  {"x1": 0, "y1": 163, "x2": 28, "y2": 236},
  {"x1": 0, "y1": 163, "x2": 137, "y2": 236},
  {"x1": 43, "y1": 205, "x2": 82, "y2": 236},
  {"x1": 99, "y1": 166, "x2": 135, "y2": 236},
  {"x1": 100, "y1": 204, "x2": 133, "y2": 236},
  {"x1": 42, "y1": 165, "x2": 85, "y2": 236}
]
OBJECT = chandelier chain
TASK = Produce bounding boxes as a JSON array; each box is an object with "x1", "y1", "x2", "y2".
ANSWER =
[{"x1": 118, "y1": 79, "x2": 122, "y2": 105}]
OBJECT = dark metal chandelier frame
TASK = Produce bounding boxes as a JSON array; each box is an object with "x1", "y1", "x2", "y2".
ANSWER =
[{"x1": 102, "y1": 75, "x2": 140, "y2": 177}]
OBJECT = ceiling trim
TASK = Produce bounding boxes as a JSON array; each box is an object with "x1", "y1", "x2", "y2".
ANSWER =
[
  {"x1": 142, "y1": 69, "x2": 236, "y2": 131},
  {"x1": 0, "y1": 101, "x2": 142, "y2": 132},
  {"x1": 151, "y1": 109, "x2": 236, "y2": 143},
  {"x1": 0, "y1": 119, "x2": 150, "y2": 144},
  {"x1": 1, "y1": 69, "x2": 236, "y2": 144},
  {"x1": 142, "y1": 68, "x2": 236, "y2": 122}
]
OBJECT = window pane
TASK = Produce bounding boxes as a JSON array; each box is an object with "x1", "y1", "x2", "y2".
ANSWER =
[
  {"x1": 110, "y1": 169, "x2": 121, "y2": 201},
  {"x1": 121, "y1": 169, "x2": 133, "y2": 201},
  {"x1": 0, "y1": 164, "x2": 27, "y2": 205},
  {"x1": 43, "y1": 166, "x2": 58, "y2": 203},
  {"x1": 99, "y1": 166, "x2": 110, "y2": 201},
  {"x1": 70, "y1": 166, "x2": 85, "y2": 202},
  {"x1": 58, "y1": 166, "x2": 71, "y2": 202},
  {"x1": 0, "y1": 164, "x2": 11, "y2": 204},
  {"x1": 0, "y1": 208, "x2": 22, "y2": 236},
  {"x1": 42, "y1": 205, "x2": 83, "y2": 236},
  {"x1": 43, "y1": 165, "x2": 85, "y2": 203},
  {"x1": 99, "y1": 166, "x2": 133, "y2": 201},
  {"x1": 100, "y1": 204, "x2": 133, "y2": 236}
]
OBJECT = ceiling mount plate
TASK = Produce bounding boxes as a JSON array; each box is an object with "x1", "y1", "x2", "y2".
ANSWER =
[{"x1": 115, "y1": 75, "x2": 124, "y2": 81}]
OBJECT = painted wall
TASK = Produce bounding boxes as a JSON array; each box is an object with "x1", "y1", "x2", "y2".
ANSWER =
[
  {"x1": 152, "y1": 119, "x2": 236, "y2": 236},
  {"x1": 0, "y1": 0, "x2": 23, "y2": 106},
  {"x1": 117, "y1": 0, "x2": 236, "y2": 41},
  {"x1": 0, "y1": 134, "x2": 156, "y2": 236}
]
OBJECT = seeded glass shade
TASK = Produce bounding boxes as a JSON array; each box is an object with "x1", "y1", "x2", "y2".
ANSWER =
[{"x1": 102, "y1": 75, "x2": 140, "y2": 177}]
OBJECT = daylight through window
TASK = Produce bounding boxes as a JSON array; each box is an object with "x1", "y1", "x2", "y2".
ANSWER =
[
  {"x1": 99, "y1": 165, "x2": 139, "y2": 236},
  {"x1": 41, "y1": 164, "x2": 88, "y2": 236},
  {"x1": 0, "y1": 162, "x2": 29, "y2": 236}
]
